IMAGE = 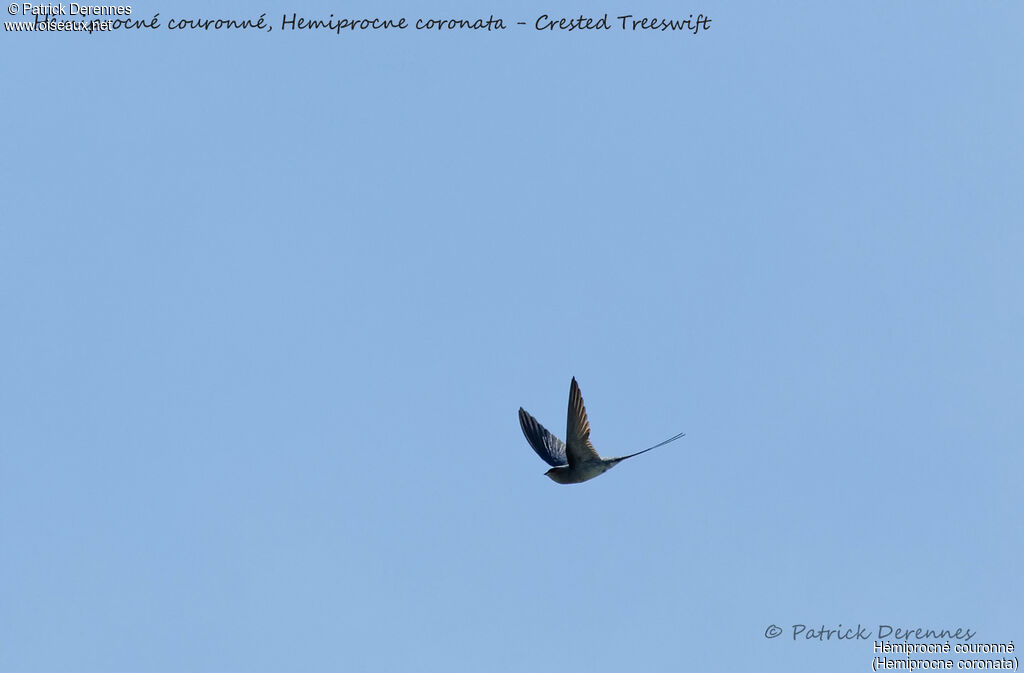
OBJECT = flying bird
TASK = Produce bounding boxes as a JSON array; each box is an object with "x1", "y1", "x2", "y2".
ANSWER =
[{"x1": 518, "y1": 377, "x2": 685, "y2": 484}]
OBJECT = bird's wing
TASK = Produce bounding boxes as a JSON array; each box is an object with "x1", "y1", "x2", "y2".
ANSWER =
[
  {"x1": 565, "y1": 377, "x2": 601, "y2": 467},
  {"x1": 519, "y1": 407, "x2": 568, "y2": 467}
]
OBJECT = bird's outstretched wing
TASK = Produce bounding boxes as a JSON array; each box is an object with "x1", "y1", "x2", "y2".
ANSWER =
[
  {"x1": 565, "y1": 377, "x2": 601, "y2": 467},
  {"x1": 519, "y1": 407, "x2": 568, "y2": 467}
]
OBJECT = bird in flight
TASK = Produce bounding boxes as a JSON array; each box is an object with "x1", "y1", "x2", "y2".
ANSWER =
[{"x1": 518, "y1": 377, "x2": 685, "y2": 484}]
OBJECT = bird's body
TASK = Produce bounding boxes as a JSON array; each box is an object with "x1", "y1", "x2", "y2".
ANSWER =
[
  {"x1": 542, "y1": 459, "x2": 620, "y2": 485},
  {"x1": 518, "y1": 377, "x2": 684, "y2": 484}
]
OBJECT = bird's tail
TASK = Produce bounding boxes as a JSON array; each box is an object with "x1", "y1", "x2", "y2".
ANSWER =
[{"x1": 612, "y1": 431, "x2": 686, "y2": 462}]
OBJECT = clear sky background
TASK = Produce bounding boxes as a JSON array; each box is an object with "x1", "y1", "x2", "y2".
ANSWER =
[{"x1": 2, "y1": 2, "x2": 1021, "y2": 671}]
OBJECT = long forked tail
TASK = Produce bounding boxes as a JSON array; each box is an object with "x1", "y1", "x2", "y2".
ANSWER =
[{"x1": 615, "y1": 431, "x2": 686, "y2": 461}]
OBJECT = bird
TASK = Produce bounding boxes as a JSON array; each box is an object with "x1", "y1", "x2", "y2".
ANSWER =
[{"x1": 518, "y1": 377, "x2": 685, "y2": 484}]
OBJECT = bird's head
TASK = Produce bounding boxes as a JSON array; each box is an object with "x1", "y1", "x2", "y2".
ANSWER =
[{"x1": 544, "y1": 468, "x2": 568, "y2": 484}]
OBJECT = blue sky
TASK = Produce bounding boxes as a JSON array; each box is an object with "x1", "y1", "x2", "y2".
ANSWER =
[{"x1": 2, "y1": 2, "x2": 1021, "y2": 671}]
